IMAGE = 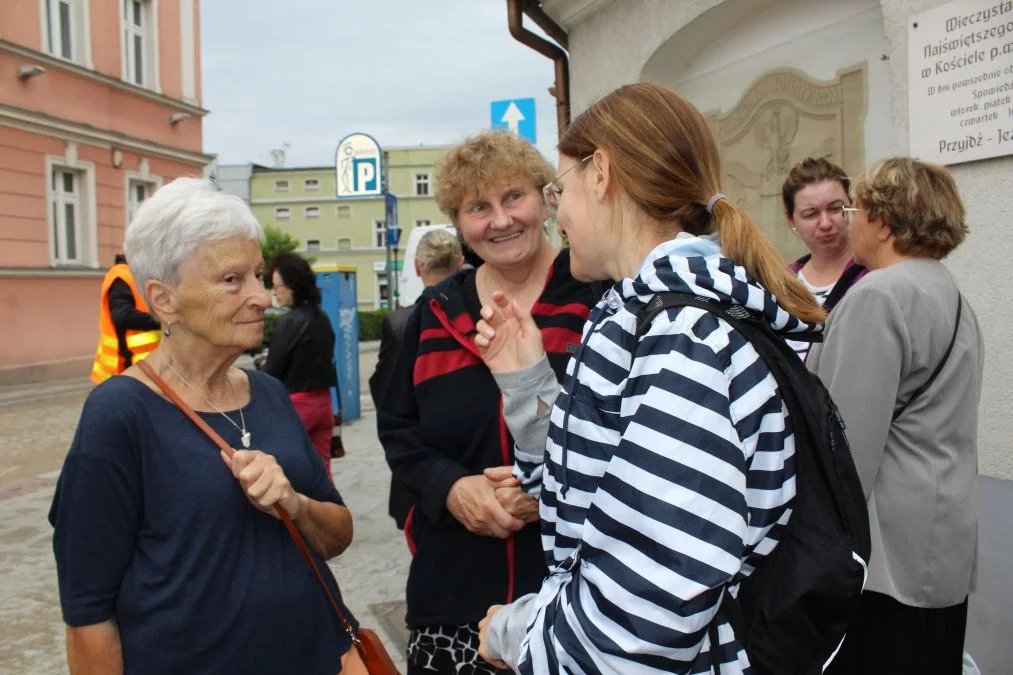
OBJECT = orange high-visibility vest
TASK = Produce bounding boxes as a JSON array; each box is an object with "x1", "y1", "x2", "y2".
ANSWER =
[{"x1": 90, "y1": 264, "x2": 161, "y2": 383}]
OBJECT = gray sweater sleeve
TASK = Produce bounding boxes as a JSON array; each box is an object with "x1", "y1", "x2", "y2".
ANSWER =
[
  {"x1": 492, "y1": 355, "x2": 560, "y2": 452},
  {"x1": 483, "y1": 592, "x2": 539, "y2": 673},
  {"x1": 491, "y1": 356, "x2": 560, "y2": 496}
]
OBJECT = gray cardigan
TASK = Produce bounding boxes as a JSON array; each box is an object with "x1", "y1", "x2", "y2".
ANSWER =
[{"x1": 807, "y1": 258, "x2": 984, "y2": 608}]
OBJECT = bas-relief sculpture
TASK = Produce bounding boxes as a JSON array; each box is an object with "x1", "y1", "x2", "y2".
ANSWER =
[{"x1": 702, "y1": 65, "x2": 868, "y2": 261}]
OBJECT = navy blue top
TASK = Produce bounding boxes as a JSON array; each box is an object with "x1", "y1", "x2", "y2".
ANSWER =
[{"x1": 49, "y1": 369, "x2": 356, "y2": 674}]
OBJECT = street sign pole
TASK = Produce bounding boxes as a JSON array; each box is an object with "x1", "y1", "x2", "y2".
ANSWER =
[
  {"x1": 382, "y1": 150, "x2": 392, "y2": 311},
  {"x1": 385, "y1": 191, "x2": 401, "y2": 308}
]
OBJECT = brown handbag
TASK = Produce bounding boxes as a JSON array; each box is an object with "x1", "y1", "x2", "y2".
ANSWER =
[{"x1": 137, "y1": 361, "x2": 401, "y2": 675}]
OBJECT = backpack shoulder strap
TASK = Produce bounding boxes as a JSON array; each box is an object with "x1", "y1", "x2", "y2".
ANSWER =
[
  {"x1": 635, "y1": 293, "x2": 761, "y2": 340},
  {"x1": 892, "y1": 293, "x2": 963, "y2": 422}
]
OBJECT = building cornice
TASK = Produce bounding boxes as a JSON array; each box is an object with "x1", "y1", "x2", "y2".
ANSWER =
[
  {"x1": 0, "y1": 103, "x2": 213, "y2": 166},
  {"x1": 540, "y1": 0, "x2": 612, "y2": 28},
  {"x1": 0, "y1": 39, "x2": 208, "y2": 116},
  {"x1": 0, "y1": 267, "x2": 106, "y2": 278},
  {"x1": 250, "y1": 195, "x2": 435, "y2": 205},
  {"x1": 250, "y1": 161, "x2": 441, "y2": 175}
]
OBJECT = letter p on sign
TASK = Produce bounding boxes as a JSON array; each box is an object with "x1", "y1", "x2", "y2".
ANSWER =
[{"x1": 353, "y1": 158, "x2": 377, "y2": 192}]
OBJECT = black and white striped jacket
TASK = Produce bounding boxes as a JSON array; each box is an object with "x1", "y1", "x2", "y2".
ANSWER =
[{"x1": 513, "y1": 236, "x2": 822, "y2": 674}]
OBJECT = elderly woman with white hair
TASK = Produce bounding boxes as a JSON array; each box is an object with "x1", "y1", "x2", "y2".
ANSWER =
[{"x1": 49, "y1": 177, "x2": 364, "y2": 674}]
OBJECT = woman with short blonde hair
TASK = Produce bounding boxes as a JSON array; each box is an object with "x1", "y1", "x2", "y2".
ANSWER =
[{"x1": 378, "y1": 131, "x2": 596, "y2": 675}]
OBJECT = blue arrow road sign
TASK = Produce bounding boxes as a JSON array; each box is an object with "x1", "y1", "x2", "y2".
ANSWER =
[{"x1": 491, "y1": 98, "x2": 536, "y2": 145}]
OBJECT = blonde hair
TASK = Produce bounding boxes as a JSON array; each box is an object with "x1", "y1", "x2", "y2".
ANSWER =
[
  {"x1": 852, "y1": 158, "x2": 967, "y2": 259},
  {"x1": 559, "y1": 83, "x2": 824, "y2": 324},
  {"x1": 415, "y1": 228, "x2": 462, "y2": 272},
  {"x1": 435, "y1": 131, "x2": 554, "y2": 223}
]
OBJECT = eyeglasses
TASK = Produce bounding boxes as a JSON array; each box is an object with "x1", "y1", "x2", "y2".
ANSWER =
[
  {"x1": 842, "y1": 207, "x2": 862, "y2": 225},
  {"x1": 542, "y1": 155, "x2": 594, "y2": 210}
]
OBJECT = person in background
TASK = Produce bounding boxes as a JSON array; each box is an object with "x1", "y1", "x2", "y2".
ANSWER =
[
  {"x1": 50, "y1": 177, "x2": 362, "y2": 674},
  {"x1": 809, "y1": 158, "x2": 983, "y2": 675},
  {"x1": 370, "y1": 228, "x2": 465, "y2": 530},
  {"x1": 263, "y1": 252, "x2": 340, "y2": 481},
  {"x1": 90, "y1": 253, "x2": 161, "y2": 383},
  {"x1": 377, "y1": 131, "x2": 597, "y2": 675},
  {"x1": 781, "y1": 157, "x2": 866, "y2": 359}
]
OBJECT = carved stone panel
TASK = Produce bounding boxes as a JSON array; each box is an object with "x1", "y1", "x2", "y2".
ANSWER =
[{"x1": 703, "y1": 65, "x2": 867, "y2": 261}]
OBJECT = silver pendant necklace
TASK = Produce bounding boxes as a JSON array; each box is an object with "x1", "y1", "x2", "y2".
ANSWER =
[{"x1": 160, "y1": 354, "x2": 251, "y2": 448}]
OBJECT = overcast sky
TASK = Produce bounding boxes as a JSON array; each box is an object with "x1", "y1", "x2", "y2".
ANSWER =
[{"x1": 201, "y1": 0, "x2": 560, "y2": 168}]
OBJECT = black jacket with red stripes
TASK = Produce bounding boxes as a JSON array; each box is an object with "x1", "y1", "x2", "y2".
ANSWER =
[{"x1": 377, "y1": 249, "x2": 596, "y2": 628}]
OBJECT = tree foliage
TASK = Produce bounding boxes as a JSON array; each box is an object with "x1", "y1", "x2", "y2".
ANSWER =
[{"x1": 261, "y1": 225, "x2": 301, "y2": 281}]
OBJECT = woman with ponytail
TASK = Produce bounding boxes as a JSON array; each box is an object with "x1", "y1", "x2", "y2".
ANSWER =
[{"x1": 472, "y1": 83, "x2": 823, "y2": 674}]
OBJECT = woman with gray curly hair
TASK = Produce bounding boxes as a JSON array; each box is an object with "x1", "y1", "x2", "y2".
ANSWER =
[
  {"x1": 809, "y1": 157, "x2": 984, "y2": 674},
  {"x1": 48, "y1": 177, "x2": 365, "y2": 674}
]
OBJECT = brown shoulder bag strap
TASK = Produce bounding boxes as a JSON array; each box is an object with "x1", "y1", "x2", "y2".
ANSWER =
[{"x1": 136, "y1": 360, "x2": 359, "y2": 644}]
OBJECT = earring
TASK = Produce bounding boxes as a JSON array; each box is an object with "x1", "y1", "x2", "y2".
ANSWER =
[{"x1": 163, "y1": 324, "x2": 171, "y2": 337}]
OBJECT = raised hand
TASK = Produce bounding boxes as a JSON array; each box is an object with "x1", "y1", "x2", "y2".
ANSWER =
[
  {"x1": 474, "y1": 291, "x2": 545, "y2": 374},
  {"x1": 223, "y1": 449, "x2": 304, "y2": 520}
]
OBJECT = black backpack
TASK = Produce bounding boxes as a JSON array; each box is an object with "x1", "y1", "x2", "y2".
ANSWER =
[{"x1": 635, "y1": 293, "x2": 872, "y2": 675}]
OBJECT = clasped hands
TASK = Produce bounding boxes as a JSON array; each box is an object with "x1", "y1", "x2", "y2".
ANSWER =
[{"x1": 446, "y1": 468, "x2": 538, "y2": 539}]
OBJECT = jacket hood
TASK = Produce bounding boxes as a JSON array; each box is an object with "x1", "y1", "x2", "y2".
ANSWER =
[{"x1": 619, "y1": 235, "x2": 821, "y2": 336}]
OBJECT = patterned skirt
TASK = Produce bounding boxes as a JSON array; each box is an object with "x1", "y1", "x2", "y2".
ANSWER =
[{"x1": 407, "y1": 623, "x2": 508, "y2": 674}]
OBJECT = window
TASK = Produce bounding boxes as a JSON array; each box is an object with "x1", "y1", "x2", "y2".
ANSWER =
[
  {"x1": 306, "y1": 239, "x2": 320, "y2": 253},
  {"x1": 336, "y1": 205, "x2": 351, "y2": 218},
  {"x1": 304, "y1": 206, "x2": 320, "y2": 219},
  {"x1": 337, "y1": 237, "x2": 352, "y2": 250},
  {"x1": 126, "y1": 179, "x2": 153, "y2": 225},
  {"x1": 275, "y1": 207, "x2": 290, "y2": 219},
  {"x1": 415, "y1": 218, "x2": 432, "y2": 228},
  {"x1": 376, "y1": 273, "x2": 389, "y2": 310},
  {"x1": 50, "y1": 169, "x2": 82, "y2": 265},
  {"x1": 304, "y1": 178, "x2": 320, "y2": 191},
  {"x1": 43, "y1": 0, "x2": 87, "y2": 64},
  {"x1": 415, "y1": 172, "x2": 431, "y2": 197},
  {"x1": 122, "y1": 0, "x2": 157, "y2": 89},
  {"x1": 274, "y1": 180, "x2": 289, "y2": 192},
  {"x1": 374, "y1": 219, "x2": 386, "y2": 248}
]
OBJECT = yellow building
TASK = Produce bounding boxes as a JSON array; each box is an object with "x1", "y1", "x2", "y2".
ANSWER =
[{"x1": 248, "y1": 145, "x2": 448, "y2": 309}]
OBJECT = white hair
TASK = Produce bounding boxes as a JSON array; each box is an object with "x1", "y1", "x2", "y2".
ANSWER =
[{"x1": 124, "y1": 177, "x2": 263, "y2": 303}]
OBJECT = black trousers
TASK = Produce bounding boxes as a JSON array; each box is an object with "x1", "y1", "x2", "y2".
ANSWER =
[{"x1": 826, "y1": 591, "x2": 969, "y2": 675}]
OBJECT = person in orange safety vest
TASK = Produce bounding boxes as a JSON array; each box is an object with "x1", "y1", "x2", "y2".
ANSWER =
[{"x1": 90, "y1": 254, "x2": 162, "y2": 383}]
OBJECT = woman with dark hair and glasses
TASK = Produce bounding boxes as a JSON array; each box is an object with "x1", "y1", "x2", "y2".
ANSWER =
[{"x1": 263, "y1": 251, "x2": 339, "y2": 480}]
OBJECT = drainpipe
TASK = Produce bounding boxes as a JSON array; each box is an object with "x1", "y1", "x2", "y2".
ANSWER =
[{"x1": 506, "y1": 0, "x2": 571, "y2": 136}]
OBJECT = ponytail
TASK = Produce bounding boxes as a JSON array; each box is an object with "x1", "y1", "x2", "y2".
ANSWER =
[{"x1": 711, "y1": 200, "x2": 825, "y2": 324}]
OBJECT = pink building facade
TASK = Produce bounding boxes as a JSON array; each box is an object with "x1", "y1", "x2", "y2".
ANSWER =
[{"x1": 0, "y1": 0, "x2": 210, "y2": 383}]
